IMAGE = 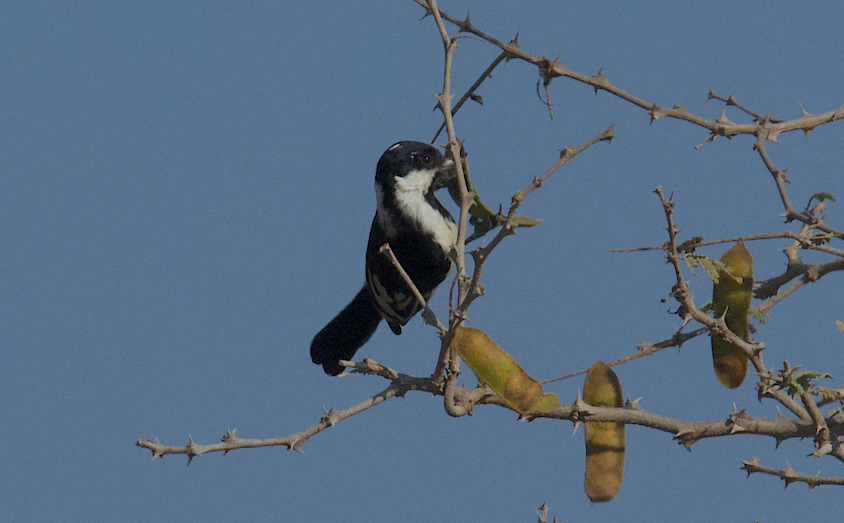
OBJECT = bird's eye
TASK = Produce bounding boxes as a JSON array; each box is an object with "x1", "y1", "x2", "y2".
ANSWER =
[{"x1": 421, "y1": 154, "x2": 433, "y2": 166}]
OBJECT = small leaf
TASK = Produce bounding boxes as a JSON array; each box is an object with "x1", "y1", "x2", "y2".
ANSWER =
[
  {"x1": 835, "y1": 320, "x2": 844, "y2": 332},
  {"x1": 786, "y1": 370, "x2": 833, "y2": 397},
  {"x1": 808, "y1": 192, "x2": 836, "y2": 206},
  {"x1": 445, "y1": 153, "x2": 496, "y2": 220},
  {"x1": 810, "y1": 232, "x2": 831, "y2": 245},
  {"x1": 684, "y1": 254, "x2": 722, "y2": 282},
  {"x1": 511, "y1": 215, "x2": 545, "y2": 227},
  {"x1": 748, "y1": 306, "x2": 767, "y2": 324}
]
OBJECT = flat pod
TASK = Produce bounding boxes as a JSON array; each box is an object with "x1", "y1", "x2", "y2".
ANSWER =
[
  {"x1": 451, "y1": 327, "x2": 559, "y2": 415},
  {"x1": 711, "y1": 240, "x2": 754, "y2": 388},
  {"x1": 583, "y1": 361, "x2": 625, "y2": 502}
]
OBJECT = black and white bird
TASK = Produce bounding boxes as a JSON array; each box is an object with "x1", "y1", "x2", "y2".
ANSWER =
[{"x1": 310, "y1": 141, "x2": 458, "y2": 375}]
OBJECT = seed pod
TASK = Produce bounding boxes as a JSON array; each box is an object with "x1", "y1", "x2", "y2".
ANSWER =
[
  {"x1": 583, "y1": 361, "x2": 625, "y2": 502},
  {"x1": 711, "y1": 240, "x2": 754, "y2": 388},
  {"x1": 452, "y1": 327, "x2": 559, "y2": 414}
]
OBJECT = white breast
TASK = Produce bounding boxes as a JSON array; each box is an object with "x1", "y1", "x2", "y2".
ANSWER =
[{"x1": 393, "y1": 169, "x2": 457, "y2": 251}]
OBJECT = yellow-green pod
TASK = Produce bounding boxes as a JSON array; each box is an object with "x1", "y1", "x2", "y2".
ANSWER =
[
  {"x1": 583, "y1": 361, "x2": 625, "y2": 502},
  {"x1": 452, "y1": 327, "x2": 559, "y2": 415},
  {"x1": 711, "y1": 240, "x2": 753, "y2": 388}
]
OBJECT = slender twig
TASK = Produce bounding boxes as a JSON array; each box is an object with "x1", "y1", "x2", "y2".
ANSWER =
[
  {"x1": 801, "y1": 391, "x2": 833, "y2": 457},
  {"x1": 379, "y1": 243, "x2": 446, "y2": 334},
  {"x1": 756, "y1": 258, "x2": 844, "y2": 316},
  {"x1": 135, "y1": 365, "x2": 440, "y2": 460},
  {"x1": 755, "y1": 132, "x2": 799, "y2": 220},
  {"x1": 741, "y1": 458, "x2": 844, "y2": 490},
  {"x1": 432, "y1": 52, "x2": 508, "y2": 142},
  {"x1": 706, "y1": 90, "x2": 784, "y2": 123},
  {"x1": 610, "y1": 231, "x2": 844, "y2": 256},
  {"x1": 542, "y1": 327, "x2": 708, "y2": 384}
]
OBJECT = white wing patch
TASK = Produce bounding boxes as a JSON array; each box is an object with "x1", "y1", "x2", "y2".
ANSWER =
[{"x1": 368, "y1": 270, "x2": 409, "y2": 325}]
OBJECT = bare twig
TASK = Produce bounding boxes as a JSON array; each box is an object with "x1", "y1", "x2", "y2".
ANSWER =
[
  {"x1": 705, "y1": 90, "x2": 782, "y2": 122},
  {"x1": 756, "y1": 258, "x2": 844, "y2": 316},
  {"x1": 801, "y1": 391, "x2": 833, "y2": 457},
  {"x1": 741, "y1": 458, "x2": 844, "y2": 490},
  {"x1": 432, "y1": 51, "x2": 508, "y2": 143},
  {"x1": 380, "y1": 243, "x2": 447, "y2": 335},
  {"x1": 542, "y1": 327, "x2": 708, "y2": 384},
  {"x1": 610, "y1": 231, "x2": 844, "y2": 256},
  {"x1": 135, "y1": 363, "x2": 440, "y2": 460},
  {"x1": 425, "y1": 1, "x2": 475, "y2": 411}
]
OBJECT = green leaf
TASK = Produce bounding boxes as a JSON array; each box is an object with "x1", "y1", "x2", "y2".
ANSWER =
[
  {"x1": 786, "y1": 370, "x2": 833, "y2": 397},
  {"x1": 748, "y1": 306, "x2": 767, "y2": 324},
  {"x1": 808, "y1": 192, "x2": 836, "y2": 206},
  {"x1": 684, "y1": 254, "x2": 723, "y2": 281},
  {"x1": 818, "y1": 388, "x2": 841, "y2": 402},
  {"x1": 810, "y1": 232, "x2": 831, "y2": 245},
  {"x1": 511, "y1": 215, "x2": 544, "y2": 227}
]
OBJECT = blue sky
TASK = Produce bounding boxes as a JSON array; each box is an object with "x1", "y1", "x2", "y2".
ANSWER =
[{"x1": 2, "y1": 1, "x2": 842, "y2": 521}]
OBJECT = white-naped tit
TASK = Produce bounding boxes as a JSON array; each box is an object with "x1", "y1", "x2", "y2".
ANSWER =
[{"x1": 310, "y1": 141, "x2": 458, "y2": 375}]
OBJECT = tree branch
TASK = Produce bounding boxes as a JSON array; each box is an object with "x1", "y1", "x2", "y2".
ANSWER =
[{"x1": 136, "y1": 363, "x2": 844, "y2": 463}]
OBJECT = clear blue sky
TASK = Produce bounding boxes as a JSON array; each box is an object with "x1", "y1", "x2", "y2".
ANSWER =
[{"x1": 2, "y1": 1, "x2": 842, "y2": 521}]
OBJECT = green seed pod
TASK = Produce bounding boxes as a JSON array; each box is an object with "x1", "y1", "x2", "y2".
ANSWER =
[
  {"x1": 711, "y1": 240, "x2": 753, "y2": 388},
  {"x1": 452, "y1": 327, "x2": 559, "y2": 414},
  {"x1": 583, "y1": 361, "x2": 625, "y2": 502}
]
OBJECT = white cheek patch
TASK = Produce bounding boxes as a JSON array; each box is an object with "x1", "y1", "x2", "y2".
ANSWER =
[
  {"x1": 394, "y1": 168, "x2": 435, "y2": 194},
  {"x1": 393, "y1": 169, "x2": 458, "y2": 251}
]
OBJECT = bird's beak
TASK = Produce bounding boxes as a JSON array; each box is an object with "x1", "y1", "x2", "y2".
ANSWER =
[{"x1": 432, "y1": 158, "x2": 455, "y2": 191}]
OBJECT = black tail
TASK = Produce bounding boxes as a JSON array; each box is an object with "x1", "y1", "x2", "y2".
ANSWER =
[{"x1": 310, "y1": 286, "x2": 382, "y2": 375}]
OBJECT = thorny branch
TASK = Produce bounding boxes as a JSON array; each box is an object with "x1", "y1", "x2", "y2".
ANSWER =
[
  {"x1": 741, "y1": 458, "x2": 844, "y2": 490},
  {"x1": 417, "y1": 0, "x2": 844, "y2": 241},
  {"x1": 654, "y1": 187, "x2": 814, "y2": 421},
  {"x1": 654, "y1": 188, "x2": 844, "y2": 470},
  {"x1": 138, "y1": 1, "x2": 844, "y2": 491},
  {"x1": 458, "y1": 126, "x2": 614, "y2": 315},
  {"x1": 137, "y1": 355, "x2": 844, "y2": 462},
  {"x1": 610, "y1": 225, "x2": 844, "y2": 319},
  {"x1": 425, "y1": 0, "x2": 471, "y2": 417}
]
